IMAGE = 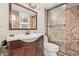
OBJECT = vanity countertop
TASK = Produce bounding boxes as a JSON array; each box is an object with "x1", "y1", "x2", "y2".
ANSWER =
[{"x1": 7, "y1": 33, "x2": 43, "y2": 42}]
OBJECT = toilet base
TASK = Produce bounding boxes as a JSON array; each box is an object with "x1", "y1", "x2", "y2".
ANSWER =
[{"x1": 44, "y1": 48, "x2": 57, "y2": 56}]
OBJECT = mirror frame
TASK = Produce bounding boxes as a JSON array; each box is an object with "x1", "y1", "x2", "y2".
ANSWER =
[{"x1": 9, "y1": 3, "x2": 37, "y2": 30}]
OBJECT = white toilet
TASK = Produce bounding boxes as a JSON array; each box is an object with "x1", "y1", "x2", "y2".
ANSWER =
[{"x1": 44, "y1": 36, "x2": 59, "y2": 56}]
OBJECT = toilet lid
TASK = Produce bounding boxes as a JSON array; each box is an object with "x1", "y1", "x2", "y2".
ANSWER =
[
  {"x1": 44, "y1": 36, "x2": 48, "y2": 42},
  {"x1": 44, "y1": 36, "x2": 48, "y2": 47}
]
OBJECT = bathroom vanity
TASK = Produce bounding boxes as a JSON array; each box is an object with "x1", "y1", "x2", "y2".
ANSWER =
[
  {"x1": 8, "y1": 3, "x2": 43, "y2": 56},
  {"x1": 7, "y1": 35, "x2": 44, "y2": 56}
]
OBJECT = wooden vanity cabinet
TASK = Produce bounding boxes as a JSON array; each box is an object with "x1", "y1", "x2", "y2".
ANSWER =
[{"x1": 8, "y1": 35, "x2": 44, "y2": 56}]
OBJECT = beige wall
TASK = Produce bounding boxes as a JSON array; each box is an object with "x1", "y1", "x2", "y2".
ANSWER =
[
  {"x1": 0, "y1": 3, "x2": 45, "y2": 45},
  {"x1": 0, "y1": 4, "x2": 9, "y2": 44}
]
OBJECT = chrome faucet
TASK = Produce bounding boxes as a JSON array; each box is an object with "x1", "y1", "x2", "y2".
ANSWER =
[{"x1": 25, "y1": 30, "x2": 30, "y2": 35}]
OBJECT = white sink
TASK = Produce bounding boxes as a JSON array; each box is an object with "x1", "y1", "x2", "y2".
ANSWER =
[{"x1": 7, "y1": 33, "x2": 42, "y2": 42}]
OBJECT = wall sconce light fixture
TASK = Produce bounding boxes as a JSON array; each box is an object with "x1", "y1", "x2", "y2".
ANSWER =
[{"x1": 27, "y1": 3, "x2": 40, "y2": 10}]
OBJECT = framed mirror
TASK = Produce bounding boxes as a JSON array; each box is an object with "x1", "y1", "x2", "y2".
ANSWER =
[{"x1": 9, "y1": 3, "x2": 37, "y2": 30}]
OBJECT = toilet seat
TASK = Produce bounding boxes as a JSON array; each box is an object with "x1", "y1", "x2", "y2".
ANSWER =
[{"x1": 45, "y1": 43, "x2": 59, "y2": 51}]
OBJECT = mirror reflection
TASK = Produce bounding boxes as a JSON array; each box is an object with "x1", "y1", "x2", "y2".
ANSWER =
[{"x1": 9, "y1": 3, "x2": 37, "y2": 30}]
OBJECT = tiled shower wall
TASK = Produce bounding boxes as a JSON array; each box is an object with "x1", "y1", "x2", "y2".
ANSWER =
[
  {"x1": 64, "y1": 5, "x2": 79, "y2": 55},
  {"x1": 47, "y1": 4, "x2": 79, "y2": 55}
]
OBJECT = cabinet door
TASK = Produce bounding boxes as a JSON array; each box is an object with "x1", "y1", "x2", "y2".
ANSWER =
[
  {"x1": 11, "y1": 47, "x2": 26, "y2": 56},
  {"x1": 29, "y1": 43, "x2": 36, "y2": 56},
  {"x1": 8, "y1": 40, "x2": 24, "y2": 51},
  {"x1": 35, "y1": 36, "x2": 44, "y2": 56}
]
